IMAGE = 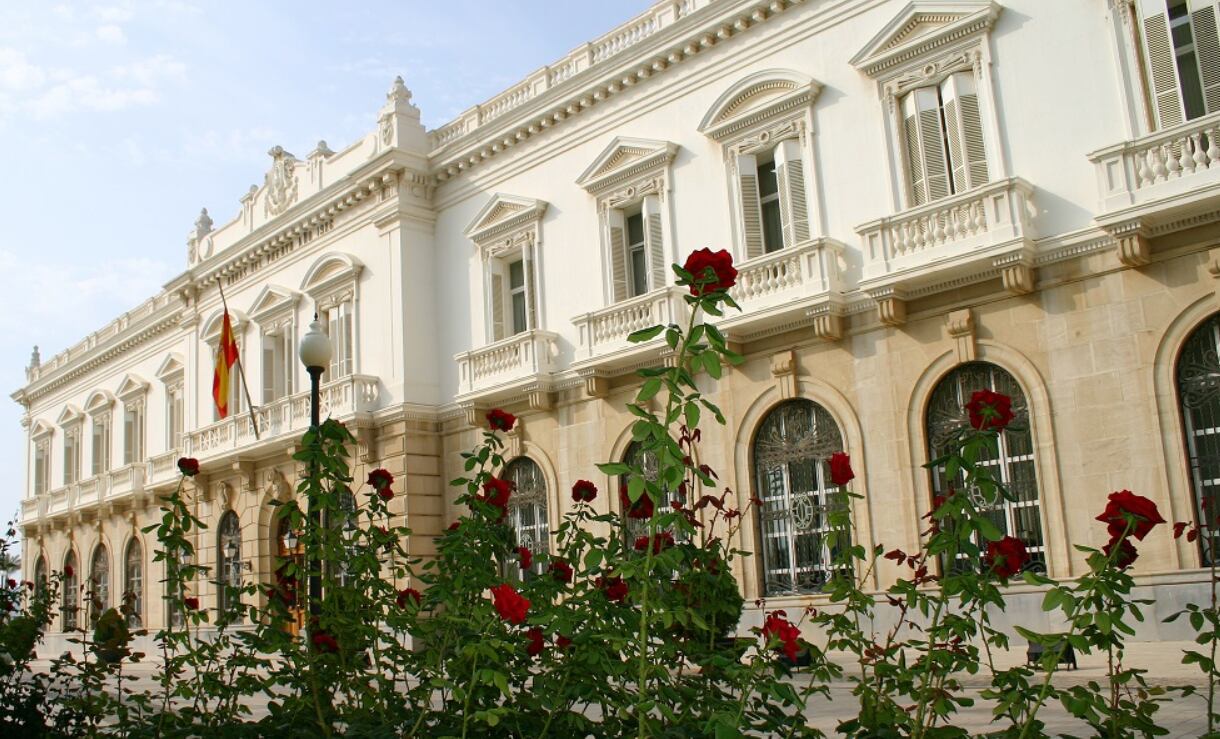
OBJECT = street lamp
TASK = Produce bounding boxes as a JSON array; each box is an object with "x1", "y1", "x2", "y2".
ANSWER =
[{"x1": 298, "y1": 315, "x2": 332, "y2": 628}]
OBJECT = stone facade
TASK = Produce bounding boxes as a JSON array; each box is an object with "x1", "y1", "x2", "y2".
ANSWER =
[{"x1": 14, "y1": 0, "x2": 1220, "y2": 648}]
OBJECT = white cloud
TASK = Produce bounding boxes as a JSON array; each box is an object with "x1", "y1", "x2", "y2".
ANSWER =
[
  {"x1": 0, "y1": 48, "x2": 46, "y2": 91},
  {"x1": 96, "y1": 24, "x2": 126, "y2": 44},
  {"x1": 113, "y1": 54, "x2": 186, "y2": 86},
  {"x1": 179, "y1": 125, "x2": 282, "y2": 166},
  {"x1": 26, "y1": 75, "x2": 158, "y2": 118}
]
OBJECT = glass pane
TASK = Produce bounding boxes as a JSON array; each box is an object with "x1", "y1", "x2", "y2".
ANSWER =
[
  {"x1": 758, "y1": 159, "x2": 779, "y2": 198},
  {"x1": 762, "y1": 199, "x2": 784, "y2": 253},
  {"x1": 512, "y1": 292, "x2": 528, "y2": 335},
  {"x1": 509, "y1": 259, "x2": 525, "y2": 290},
  {"x1": 630, "y1": 246, "x2": 648, "y2": 297},
  {"x1": 626, "y1": 212, "x2": 644, "y2": 247}
]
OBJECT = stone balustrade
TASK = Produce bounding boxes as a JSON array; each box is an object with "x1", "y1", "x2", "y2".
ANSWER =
[
  {"x1": 1089, "y1": 111, "x2": 1220, "y2": 214},
  {"x1": 106, "y1": 463, "x2": 145, "y2": 502},
  {"x1": 572, "y1": 287, "x2": 689, "y2": 368},
  {"x1": 455, "y1": 330, "x2": 559, "y2": 398},
  {"x1": 720, "y1": 239, "x2": 845, "y2": 338},
  {"x1": 146, "y1": 450, "x2": 181, "y2": 488}
]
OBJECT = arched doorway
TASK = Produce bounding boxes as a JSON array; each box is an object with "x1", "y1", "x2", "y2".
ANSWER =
[{"x1": 273, "y1": 514, "x2": 305, "y2": 636}]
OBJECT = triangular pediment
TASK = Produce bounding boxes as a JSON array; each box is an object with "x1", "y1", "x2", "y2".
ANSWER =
[
  {"x1": 30, "y1": 419, "x2": 54, "y2": 439},
  {"x1": 155, "y1": 353, "x2": 185, "y2": 381},
  {"x1": 850, "y1": 1, "x2": 1000, "y2": 77},
  {"x1": 464, "y1": 194, "x2": 548, "y2": 243},
  {"x1": 84, "y1": 390, "x2": 115, "y2": 415},
  {"x1": 576, "y1": 137, "x2": 677, "y2": 194},
  {"x1": 697, "y1": 70, "x2": 820, "y2": 142},
  {"x1": 56, "y1": 404, "x2": 84, "y2": 425},
  {"x1": 116, "y1": 374, "x2": 150, "y2": 400},
  {"x1": 248, "y1": 285, "x2": 300, "y2": 322}
]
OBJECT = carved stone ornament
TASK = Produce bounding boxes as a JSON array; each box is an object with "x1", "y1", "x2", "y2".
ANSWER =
[
  {"x1": 770, "y1": 349, "x2": 798, "y2": 399},
  {"x1": 264, "y1": 146, "x2": 299, "y2": 217},
  {"x1": 884, "y1": 50, "x2": 979, "y2": 99},
  {"x1": 946, "y1": 308, "x2": 976, "y2": 363},
  {"x1": 729, "y1": 118, "x2": 804, "y2": 158}
]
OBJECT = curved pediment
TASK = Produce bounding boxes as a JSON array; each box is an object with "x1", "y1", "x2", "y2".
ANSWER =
[
  {"x1": 202, "y1": 309, "x2": 248, "y2": 344},
  {"x1": 697, "y1": 70, "x2": 820, "y2": 142},
  {"x1": 464, "y1": 194, "x2": 548, "y2": 244},
  {"x1": 850, "y1": 1, "x2": 1000, "y2": 77},
  {"x1": 84, "y1": 390, "x2": 116, "y2": 415},
  {"x1": 576, "y1": 137, "x2": 677, "y2": 195},
  {"x1": 300, "y1": 253, "x2": 363, "y2": 299}
]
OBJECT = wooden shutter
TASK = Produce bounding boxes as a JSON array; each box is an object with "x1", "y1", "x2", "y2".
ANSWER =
[
  {"x1": 939, "y1": 72, "x2": 989, "y2": 193},
  {"x1": 1140, "y1": 0, "x2": 1186, "y2": 128},
  {"x1": 1191, "y1": 1, "x2": 1220, "y2": 113},
  {"x1": 735, "y1": 154, "x2": 764, "y2": 259},
  {"x1": 490, "y1": 270, "x2": 505, "y2": 341},
  {"x1": 607, "y1": 209, "x2": 629, "y2": 302},
  {"x1": 327, "y1": 311, "x2": 340, "y2": 378},
  {"x1": 34, "y1": 445, "x2": 45, "y2": 495},
  {"x1": 642, "y1": 195, "x2": 666, "y2": 291},
  {"x1": 92, "y1": 423, "x2": 103, "y2": 476},
  {"x1": 774, "y1": 140, "x2": 810, "y2": 247},
  {"x1": 262, "y1": 336, "x2": 276, "y2": 402},
  {"x1": 523, "y1": 248, "x2": 538, "y2": 331},
  {"x1": 903, "y1": 87, "x2": 951, "y2": 203},
  {"x1": 123, "y1": 410, "x2": 133, "y2": 465}
]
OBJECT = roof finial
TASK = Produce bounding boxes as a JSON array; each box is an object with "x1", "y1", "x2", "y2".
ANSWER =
[
  {"x1": 29, "y1": 345, "x2": 40, "y2": 369},
  {"x1": 387, "y1": 75, "x2": 412, "y2": 104}
]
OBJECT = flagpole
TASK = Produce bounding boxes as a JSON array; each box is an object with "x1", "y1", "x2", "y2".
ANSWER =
[{"x1": 216, "y1": 278, "x2": 261, "y2": 440}]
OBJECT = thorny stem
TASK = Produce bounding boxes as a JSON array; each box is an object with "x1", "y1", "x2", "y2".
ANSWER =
[{"x1": 459, "y1": 652, "x2": 481, "y2": 739}]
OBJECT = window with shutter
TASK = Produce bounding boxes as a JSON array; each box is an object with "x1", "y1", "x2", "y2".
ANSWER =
[
  {"x1": 91, "y1": 417, "x2": 109, "y2": 476},
  {"x1": 902, "y1": 87, "x2": 952, "y2": 206},
  {"x1": 1137, "y1": 0, "x2": 1220, "y2": 127},
  {"x1": 509, "y1": 258, "x2": 528, "y2": 335},
  {"x1": 34, "y1": 441, "x2": 47, "y2": 495},
  {"x1": 642, "y1": 195, "x2": 666, "y2": 292},
  {"x1": 774, "y1": 139, "x2": 811, "y2": 248},
  {"x1": 735, "y1": 154, "x2": 766, "y2": 259},
  {"x1": 900, "y1": 77, "x2": 989, "y2": 207},
  {"x1": 490, "y1": 270, "x2": 506, "y2": 341},
  {"x1": 167, "y1": 386, "x2": 183, "y2": 449},
  {"x1": 757, "y1": 159, "x2": 783, "y2": 254},
  {"x1": 63, "y1": 430, "x2": 76, "y2": 485}
]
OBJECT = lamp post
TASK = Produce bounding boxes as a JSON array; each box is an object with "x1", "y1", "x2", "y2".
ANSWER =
[{"x1": 298, "y1": 316, "x2": 332, "y2": 626}]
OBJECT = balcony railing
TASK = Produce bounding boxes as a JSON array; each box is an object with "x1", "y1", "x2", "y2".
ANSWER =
[
  {"x1": 146, "y1": 450, "x2": 181, "y2": 488},
  {"x1": 858, "y1": 177, "x2": 1035, "y2": 291},
  {"x1": 719, "y1": 239, "x2": 844, "y2": 337},
  {"x1": 185, "y1": 374, "x2": 380, "y2": 458},
  {"x1": 1089, "y1": 111, "x2": 1220, "y2": 214},
  {"x1": 106, "y1": 464, "x2": 145, "y2": 502},
  {"x1": 572, "y1": 287, "x2": 688, "y2": 367},
  {"x1": 455, "y1": 330, "x2": 559, "y2": 398}
]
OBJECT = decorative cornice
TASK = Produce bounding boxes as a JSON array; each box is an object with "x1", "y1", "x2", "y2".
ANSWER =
[
  {"x1": 464, "y1": 194, "x2": 549, "y2": 245},
  {"x1": 850, "y1": 1, "x2": 1001, "y2": 78}
]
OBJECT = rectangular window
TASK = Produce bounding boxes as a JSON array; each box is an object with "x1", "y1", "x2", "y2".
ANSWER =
[
  {"x1": 91, "y1": 418, "x2": 110, "y2": 476},
  {"x1": 63, "y1": 429, "x2": 79, "y2": 485},
  {"x1": 509, "y1": 259, "x2": 528, "y2": 336},
  {"x1": 1172, "y1": 1, "x2": 1210, "y2": 119},
  {"x1": 626, "y1": 212, "x2": 648, "y2": 297},
  {"x1": 262, "y1": 331, "x2": 293, "y2": 403},
  {"x1": 1138, "y1": 0, "x2": 1220, "y2": 128},
  {"x1": 167, "y1": 386, "x2": 184, "y2": 449},
  {"x1": 758, "y1": 160, "x2": 783, "y2": 253},
  {"x1": 324, "y1": 304, "x2": 354, "y2": 379},
  {"x1": 123, "y1": 405, "x2": 145, "y2": 465},
  {"x1": 34, "y1": 441, "x2": 48, "y2": 495},
  {"x1": 900, "y1": 73, "x2": 989, "y2": 206}
]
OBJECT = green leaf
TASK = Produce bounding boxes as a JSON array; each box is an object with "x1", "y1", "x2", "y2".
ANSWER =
[
  {"x1": 704, "y1": 352, "x2": 722, "y2": 379},
  {"x1": 628, "y1": 324, "x2": 665, "y2": 343},
  {"x1": 639, "y1": 378, "x2": 662, "y2": 402}
]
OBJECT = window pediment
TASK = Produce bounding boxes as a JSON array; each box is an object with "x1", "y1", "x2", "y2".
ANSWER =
[
  {"x1": 850, "y1": 1, "x2": 1000, "y2": 79},
  {"x1": 31, "y1": 419, "x2": 54, "y2": 440},
  {"x1": 155, "y1": 353, "x2": 185, "y2": 383},
  {"x1": 116, "y1": 374, "x2": 150, "y2": 401},
  {"x1": 202, "y1": 309, "x2": 248, "y2": 345},
  {"x1": 576, "y1": 137, "x2": 677, "y2": 196},
  {"x1": 300, "y1": 253, "x2": 363, "y2": 308},
  {"x1": 248, "y1": 284, "x2": 300, "y2": 329},
  {"x1": 464, "y1": 194, "x2": 548, "y2": 255},
  {"x1": 84, "y1": 391, "x2": 115, "y2": 416},
  {"x1": 56, "y1": 404, "x2": 84, "y2": 426},
  {"x1": 697, "y1": 69, "x2": 821, "y2": 143}
]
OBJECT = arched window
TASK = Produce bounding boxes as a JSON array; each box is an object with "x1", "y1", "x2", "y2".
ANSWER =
[
  {"x1": 925, "y1": 362, "x2": 1045, "y2": 571},
  {"x1": 752, "y1": 399, "x2": 848, "y2": 595},
  {"x1": 34, "y1": 554, "x2": 47, "y2": 596},
  {"x1": 124, "y1": 539, "x2": 143, "y2": 627},
  {"x1": 217, "y1": 511, "x2": 242, "y2": 619},
  {"x1": 331, "y1": 489, "x2": 359, "y2": 587},
  {"x1": 620, "y1": 440, "x2": 686, "y2": 541},
  {"x1": 504, "y1": 457, "x2": 548, "y2": 577},
  {"x1": 90, "y1": 544, "x2": 110, "y2": 621},
  {"x1": 1176, "y1": 314, "x2": 1220, "y2": 565},
  {"x1": 62, "y1": 550, "x2": 78, "y2": 631}
]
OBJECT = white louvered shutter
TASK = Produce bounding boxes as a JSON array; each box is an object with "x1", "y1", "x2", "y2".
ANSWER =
[
  {"x1": 642, "y1": 195, "x2": 666, "y2": 291},
  {"x1": 939, "y1": 72, "x2": 989, "y2": 193},
  {"x1": 123, "y1": 411, "x2": 134, "y2": 465},
  {"x1": 904, "y1": 87, "x2": 951, "y2": 204},
  {"x1": 735, "y1": 154, "x2": 765, "y2": 259},
  {"x1": 490, "y1": 268, "x2": 506, "y2": 341},
  {"x1": 774, "y1": 139, "x2": 810, "y2": 247},
  {"x1": 1190, "y1": 0, "x2": 1220, "y2": 113},
  {"x1": 262, "y1": 336, "x2": 275, "y2": 401},
  {"x1": 523, "y1": 247, "x2": 538, "y2": 331},
  {"x1": 607, "y1": 209, "x2": 629, "y2": 302},
  {"x1": 1139, "y1": 0, "x2": 1186, "y2": 128}
]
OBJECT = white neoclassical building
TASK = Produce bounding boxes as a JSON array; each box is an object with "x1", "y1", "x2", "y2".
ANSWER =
[{"x1": 15, "y1": 0, "x2": 1220, "y2": 647}]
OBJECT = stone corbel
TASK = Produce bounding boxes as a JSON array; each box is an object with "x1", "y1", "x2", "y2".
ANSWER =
[
  {"x1": 870, "y1": 288, "x2": 907, "y2": 327},
  {"x1": 263, "y1": 468, "x2": 289, "y2": 499},
  {"x1": 946, "y1": 308, "x2": 976, "y2": 363},
  {"x1": 994, "y1": 254, "x2": 1036, "y2": 296},
  {"x1": 206, "y1": 480, "x2": 229, "y2": 504},
  {"x1": 459, "y1": 403, "x2": 484, "y2": 429},
  {"x1": 1207, "y1": 246, "x2": 1220, "y2": 306},
  {"x1": 526, "y1": 384, "x2": 552, "y2": 412},
  {"x1": 770, "y1": 349, "x2": 798, "y2": 400},
  {"x1": 807, "y1": 303, "x2": 844, "y2": 342},
  {"x1": 356, "y1": 424, "x2": 379, "y2": 465},
  {"x1": 232, "y1": 460, "x2": 256, "y2": 493},
  {"x1": 1112, "y1": 221, "x2": 1151, "y2": 268},
  {"x1": 580, "y1": 369, "x2": 610, "y2": 399},
  {"x1": 502, "y1": 426, "x2": 522, "y2": 461}
]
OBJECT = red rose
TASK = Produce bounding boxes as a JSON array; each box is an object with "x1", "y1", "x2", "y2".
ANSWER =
[
  {"x1": 549, "y1": 559, "x2": 573, "y2": 584},
  {"x1": 597, "y1": 575, "x2": 629, "y2": 603},
  {"x1": 1103, "y1": 537, "x2": 1139, "y2": 569},
  {"x1": 571, "y1": 479, "x2": 598, "y2": 503},
  {"x1": 64, "y1": 565, "x2": 74, "y2": 578},
  {"x1": 490, "y1": 583, "x2": 530, "y2": 624},
  {"x1": 447, "y1": 521, "x2": 461, "y2": 532},
  {"x1": 1095, "y1": 490, "x2": 1165, "y2": 541},
  {"x1": 556, "y1": 634, "x2": 572, "y2": 650},
  {"x1": 516, "y1": 546, "x2": 533, "y2": 570},
  {"x1": 311, "y1": 630, "x2": 339, "y2": 653},
  {"x1": 762, "y1": 610, "x2": 802, "y2": 662},
  {"x1": 1174, "y1": 522, "x2": 1188, "y2": 539},
  {"x1": 965, "y1": 389, "x2": 1015, "y2": 431},
  {"x1": 526, "y1": 626, "x2": 545, "y2": 657},
  {"x1": 23, "y1": 580, "x2": 34, "y2": 590},
  {"x1": 682, "y1": 247, "x2": 737, "y2": 297},
  {"x1": 367, "y1": 468, "x2": 394, "y2": 491},
  {"x1": 184, "y1": 596, "x2": 200, "y2": 610},
  {"x1": 829, "y1": 452, "x2": 854, "y2": 486},
  {"x1": 5, "y1": 579, "x2": 15, "y2": 589},
  {"x1": 486, "y1": 408, "x2": 517, "y2": 432},
  {"x1": 396, "y1": 588, "x2": 421, "y2": 608},
  {"x1": 620, "y1": 483, "x2": 654, "y2": 520},
  {"x1": 177, "y1": 457, "x2": 200, "y2": 477},
  {"x1": 884, "y1": 549, "x2": 907, "y2": 562},
  {"x1": 984, "y1": 536, "x2": 1027, "y2": 579},
  {"x1": 481, "y1": 477, "x2": 513, "y2": 516},
  {"x1": 633, "y1": 531, "x2": 675, "y2": 555}
]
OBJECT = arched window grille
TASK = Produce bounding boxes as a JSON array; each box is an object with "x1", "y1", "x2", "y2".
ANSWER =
[
  {"x1": 925, "y1": 362, "x2": 1045, "y2": 572},
  {"x1": 620, "y1": 440, "x2": 687, "y2": 542},
  {"x1": 504, "y1": 457, "x2": 548, "y2": 578},
  {"x1": 752, "y1": 399, "x2": 849, "y2": 595},
  {"x1": 90, "y1": 544, "x2": 110, "y2": 621},
  {"x1": 1176, "y1": 314, "x2": 1220, "y2": 565},
  {"x1": 332, "y1": 489, "x2": 359, "y2": 587},
  {"x1": 124, "y1": 539, "x2": 143, "y2": 627},
  {"x1": 217, "y1": 511, "x2": 242, "y2": 620},
  {"x1": 34, "y1": 554, "x2": 47, "y2": 596},
  {"x1": 62, "y1": 550, "x2": 78, "y2": 631}
]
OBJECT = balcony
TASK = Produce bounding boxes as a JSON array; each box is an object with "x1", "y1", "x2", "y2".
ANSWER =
[
  {"x1": 146, "y1": 450, "x2": 181, "y2": 488},
  {"x1": 572, "y1": 287, "x2": 688, "y2": 372},
  {"x1": 106, "y1": 464, "x2": 145, "y2": 503},
  {"x1": 719, "y1": 239, "x2": 845, "y2": 341},
  {"x1": 455, "y1": 330, "x2": 559, "y2": 402},
  {"x1": 857, "y1": 177, "x2": 1036, "y2": 297},
  {"x1": 1089, "y1": 112, "x2": 1220, "y2": 233},
  {"x1": 185, "y1": 374, "x2": 380, "y2": 460}
]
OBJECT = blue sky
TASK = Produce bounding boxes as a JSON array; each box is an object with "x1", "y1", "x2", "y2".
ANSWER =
[{"x1": 0, "y1": 0, "x2": 653, "y2": 536}]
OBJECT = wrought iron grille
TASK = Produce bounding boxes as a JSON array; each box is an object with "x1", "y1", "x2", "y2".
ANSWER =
[
  {"x1": 332, "y1": 490, "x2": 359, "y2": 586},
  {"x1": 621, "y1": 441, "x2": 687, "y2": 543},
  {"x1": 62, "y1": 551, "x2": 78, "y2": 631},
  {"x1": 90, "y1": 544, "x2": 109, "y2": 622},
  {"x1": 506, "y1": 457, "x2": 549, "y2": 578},
  {"x1": 124, "y1": 539, "x2": 143, "y2": 627},
  {"x1": 752, "y1": 400, "x2": 850, "y2": 595},
  {"x1": 1177, "y1": 314, "x2": 1220, "y2": 565},
  {"x1": 926, "y1": 362, "x2": 1045, "y2": 572},
  {"x1": 217, "y1": 511, "x2": 242, "y2": 618}
]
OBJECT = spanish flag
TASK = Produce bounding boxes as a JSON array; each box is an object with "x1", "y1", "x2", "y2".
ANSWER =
[{"x1": 212, "y1": 310, "x2": 239, "y2": 419}]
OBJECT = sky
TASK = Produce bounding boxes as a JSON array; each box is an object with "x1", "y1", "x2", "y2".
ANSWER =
[{"x1": 0, "y1": 0, "x2": 654, "y2": 543}]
